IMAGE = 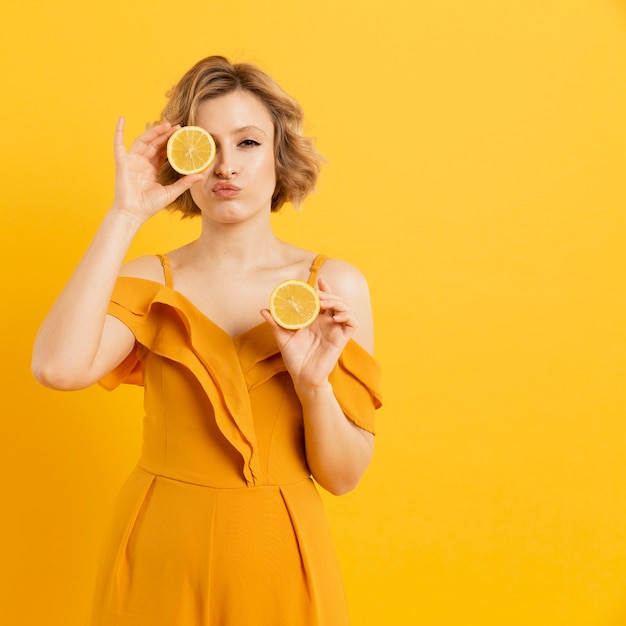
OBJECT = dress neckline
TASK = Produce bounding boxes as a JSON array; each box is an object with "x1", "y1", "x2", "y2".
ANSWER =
[
  {"x1": 135, "y1": 276, "x2": 270, "y2": 341},
  {"x1": 152, "y1": 252, "x2": 327, "y2": 341}
]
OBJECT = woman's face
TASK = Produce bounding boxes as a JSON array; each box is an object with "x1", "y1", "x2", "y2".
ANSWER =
[{"x1": 190, "y1": 90, "x2": 276, "y2": 223}]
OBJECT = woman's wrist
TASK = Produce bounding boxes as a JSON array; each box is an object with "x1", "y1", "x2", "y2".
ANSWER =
[
  {"x1": 106, "y1": 203, "x2": 149, "y2": 233},
  {"x1": 294, "y1": 379, "x2": 334, "y2": 404}
]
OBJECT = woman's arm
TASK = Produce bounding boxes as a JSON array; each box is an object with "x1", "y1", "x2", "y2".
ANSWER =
[
  {"x1": 297, "y1": 380, "x2": 375, "y2": 496},
  {"x1": 32, "y1": 119, "x2": 204, "y2": 390},
  {"x1": 261, "y1": 261, "x2": 376, "y2": 495},
  {"x1": 32, "y1": 209, "x2": 144, "y2": 390}
]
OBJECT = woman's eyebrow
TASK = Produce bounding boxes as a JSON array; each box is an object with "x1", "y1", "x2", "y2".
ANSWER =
[{"x1": 234, "y1": 125, "x2": 268, "y2": 137}]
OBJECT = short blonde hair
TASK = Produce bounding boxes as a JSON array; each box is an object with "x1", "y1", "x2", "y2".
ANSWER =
[{"x1": 157, "y1": 55, "x2": 324, "y2": 215}]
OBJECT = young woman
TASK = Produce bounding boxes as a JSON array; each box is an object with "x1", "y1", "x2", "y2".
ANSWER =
[{"x1": 32, "y1": 55, "x2": 382, "y2": 625}]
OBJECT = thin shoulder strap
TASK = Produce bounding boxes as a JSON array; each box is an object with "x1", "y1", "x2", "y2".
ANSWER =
[
  {"x1": 307, "y1": 254, "x2": 328, "y2": 286},
  {"x1": 156, "y1": 254, "x2": 173, "y2": 287}
]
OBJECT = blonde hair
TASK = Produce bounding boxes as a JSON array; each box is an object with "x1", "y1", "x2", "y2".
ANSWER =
[{"x1": 157, "y1": 55, "x2": 324, "y2": 215}]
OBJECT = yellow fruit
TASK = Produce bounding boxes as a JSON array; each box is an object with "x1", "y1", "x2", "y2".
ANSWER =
[
  {"x1": 166, "y1": 126, "x2": 216, "y2": 175},
  {"x1": 269, "y1": 280, "x2": 321, "y2": 330}
]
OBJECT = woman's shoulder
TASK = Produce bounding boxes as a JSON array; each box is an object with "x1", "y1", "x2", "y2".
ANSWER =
[
  {"x1": 318, "y1": 256, "x2": 374, "y2": 353},
  {"x1": 318, "y1": 256, "x2": 370, "y2": 298},
  {"x1": 118, "y1": 254, "x2": 166, "y2": 283}
]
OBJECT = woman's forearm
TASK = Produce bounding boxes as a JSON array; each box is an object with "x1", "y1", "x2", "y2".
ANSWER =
[
  {"x1": 298, "y1": 381, "x2": 374, "y2": 496},
  {"x1": 32, "y1": 207, "x2": 144, "y2": 388}
]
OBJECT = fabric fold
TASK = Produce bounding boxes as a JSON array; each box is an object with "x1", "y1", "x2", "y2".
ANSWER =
[
  {"x1": 99, "y1": 277, "x2": 261, "y2": 486},
  {"x1": 279, "y1": 480, "x2": 351, "y2": 624},
  {"x1": 329, "y1": 340, "x2": 382, "y2": 435},
  {"x1": 99, "y1": 276, "x2": 382, "y2": 480}
]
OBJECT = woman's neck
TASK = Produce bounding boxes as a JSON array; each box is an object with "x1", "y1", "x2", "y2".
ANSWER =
[{"x1": 190, "y1": 215, "x2": 284, "y2": 270}]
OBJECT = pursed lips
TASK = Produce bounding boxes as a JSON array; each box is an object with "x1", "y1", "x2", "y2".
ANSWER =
[{"x1": 212, "y1": 182, "x2": 241, "y2": 198}]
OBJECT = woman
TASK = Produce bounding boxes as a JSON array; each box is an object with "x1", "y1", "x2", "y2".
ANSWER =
[{"x1": 32, "y1": 55, "x2": 382, "y2": 625}]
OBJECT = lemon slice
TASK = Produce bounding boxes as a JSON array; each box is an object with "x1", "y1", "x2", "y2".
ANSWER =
[
  {"x1": 269, "y1": 280, "x2": 321, "y2": 330},
  {"x1": 166, "y1": 126, "x2": 216, "y2": 175}
]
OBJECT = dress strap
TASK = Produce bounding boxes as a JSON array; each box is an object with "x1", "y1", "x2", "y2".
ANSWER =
[
  {"x1": 156, "y1": 254, "x2": 173, "y2": 287},
  {"x1": 307, "y1": 254, "x2": 328, "y2": 286}
]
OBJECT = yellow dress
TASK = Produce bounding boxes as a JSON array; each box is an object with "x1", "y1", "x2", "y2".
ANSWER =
[{"x1": 91, "y1": 254, "x2": 382, "y2": 626}]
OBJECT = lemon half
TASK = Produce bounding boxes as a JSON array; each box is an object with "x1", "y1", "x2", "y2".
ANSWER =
[
  {"x1": 166, "y1": 126, "x2": 216, "y2": 175},
  {"x1": 269, "y1": 280, "x2": 321, "y2": 330}
]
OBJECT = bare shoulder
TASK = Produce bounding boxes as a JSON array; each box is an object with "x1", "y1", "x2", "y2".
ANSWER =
[
  {"x1": 318, "y1": 258, "x2": 375, "y2": 354},
  {"x1": 118, "y1": 255, "x2": 166, "y2": 283},
  {"x1": 318, "y1": 258, "x2": 371, "y2": 301}
]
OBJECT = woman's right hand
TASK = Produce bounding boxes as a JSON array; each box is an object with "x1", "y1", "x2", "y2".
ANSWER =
[{"x1": 112, "y1": 117, "x2": 205, "y2": 221}]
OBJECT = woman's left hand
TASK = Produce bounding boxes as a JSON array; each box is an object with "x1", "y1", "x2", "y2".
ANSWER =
[{"x1": 260, "y1": 278, "x2": 358, "y2": 390}]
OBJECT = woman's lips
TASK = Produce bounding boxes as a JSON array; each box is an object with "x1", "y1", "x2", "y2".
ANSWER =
[{"x1": 212, "y1": 183, "x2": 241, "y2": 198}]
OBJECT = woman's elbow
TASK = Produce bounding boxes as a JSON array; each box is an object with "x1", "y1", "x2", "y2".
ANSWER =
[
  {"x1": 31, "y1": 357, "x2": 91, "y2": 391},
  {"x1": 324, "y1": 476, "x2": 363, "y2": 496},
  {"x1": 315, "y1": 464, "x2": 370, "y2": 496}
]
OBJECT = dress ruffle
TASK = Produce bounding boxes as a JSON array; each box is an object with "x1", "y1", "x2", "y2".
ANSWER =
[{"x1": 100, "y1": 277, "x2": 382, "y2": 458}]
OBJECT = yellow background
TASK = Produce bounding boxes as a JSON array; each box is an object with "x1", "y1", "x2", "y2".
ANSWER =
[{"x1": 2, "y1": 1, "x2": 625, "y2": 624}]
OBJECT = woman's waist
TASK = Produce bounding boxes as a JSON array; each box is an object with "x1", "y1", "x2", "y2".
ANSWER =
[{"x1": 136, "y1": 459, "x2": 312, "y2": 489}]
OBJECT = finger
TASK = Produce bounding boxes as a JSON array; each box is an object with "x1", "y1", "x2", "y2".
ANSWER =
[
  {"x1": 317, "y1": 277, "x2": 332, "y2": 293},
  {"x1": 113, "y1": 116, "x2": 127, "y2": 160},
  {"x1": 316, "y1": 279, "x2": 348, "y2": 305},
  {"x1": 130, "y1": 122, "x2": 176, "y2": 157},
  {"x1": 161, "y1": 172, "x2": 206, "y2": 204},
  {"x1": 330, "y1": 310, "x2": 359, "y2": 327},
  {"x1": 259, "y1": 309, "x2": 295, "y2": 348},
  {"x1": 318, "y1": 293, "x2": 349, "y2": 313},
  {"x1": 316, "y1": 289, "x2": 358, "y2": 329},
  {"x1": 141, "y1": 121, "x2": 174, "y2": 140},
  {"x1": 259, "y1": 308, "x2": 277, "y2": 327},
  {"x1": 260, "y1": 308, "x2": 296, "y2": 335}
]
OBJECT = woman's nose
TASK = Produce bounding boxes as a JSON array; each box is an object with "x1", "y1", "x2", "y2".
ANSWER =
[{"x1": 213, "y1": 149, "x2": 238, "y2": 178}]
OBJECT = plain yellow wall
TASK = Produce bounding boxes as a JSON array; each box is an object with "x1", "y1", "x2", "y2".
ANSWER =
[{"x1": 2, "y1": 1, "x2": 626, "y2": 624}]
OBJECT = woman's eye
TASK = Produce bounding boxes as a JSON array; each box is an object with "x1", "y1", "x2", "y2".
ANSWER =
[{"x1": 239, "y1": 139, "x2": 261, "y2": 148}]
